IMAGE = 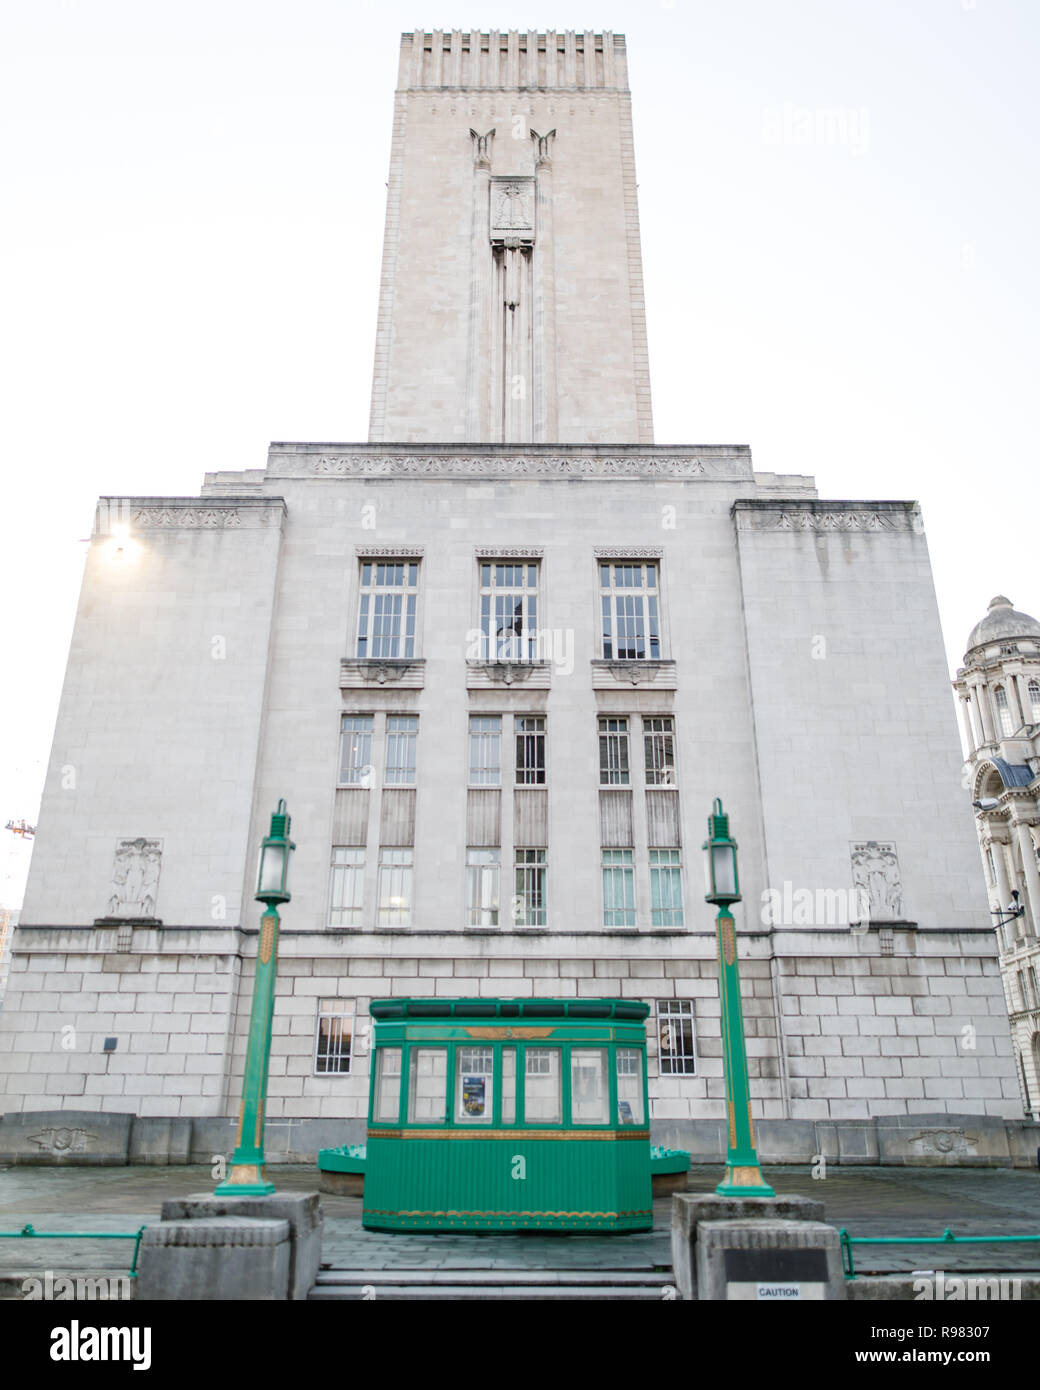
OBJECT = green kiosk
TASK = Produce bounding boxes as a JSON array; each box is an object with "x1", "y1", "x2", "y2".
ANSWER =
[{"x1": 359, "y1": 998, "x2": 653, "y2": 1233}]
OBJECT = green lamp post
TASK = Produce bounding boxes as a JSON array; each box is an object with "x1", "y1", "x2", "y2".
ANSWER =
[
  {"x1": 703, "y1": 797, "x2": 774, "y2": 1198},
  {"x1": 215, "y1": 799, "x2": 295, "y2": 1196}
]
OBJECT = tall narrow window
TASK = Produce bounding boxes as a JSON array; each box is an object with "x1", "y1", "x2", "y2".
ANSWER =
[
  {"x1": 466, "y1": 848, "x2": 500, "y2": 926},
  {"x1": 600, "y1": 561, "x2": 660, "y2": 660},
  {"x1": 455, "y1": 1046, "x2": 494, "y2": 1123},
  {"x1": 328, "y1": 847, "x2": 365, "y2": 926},
  {"x1": 650, "y1": 849, "x2": 684, "y2": 926},
  {"x1": 469, "y1": 715, "x2": 501, "y2": 785},
  {"x1": 372, "y1": 1047, "x2": 402, "y2": 1122},
  {"x1": 314, "y1": 999, "x2": 354, "y2": 1074},
  {"x1": 408, "y1": 1047, "x2": 447, "y2": 1122},
  {"x1": 356, "y1": 561, "x2": 418, "y2": 659},
  {"x1": 514, "y1": 849, "x2": 547, "y2": 926},
  {"x1": 602, "y1": 849, "x2": 635, "y2": 926},
  {"x1": 384, "y1": 715, "x2": 418, "y2": 784},
  {"x1": 377, "y1": 847, "x2": 413, "y2": 925},
  {"x1": 479, "y1": 562, "x2": 539, "y2": 660},
  {"x1": 658, "y1": 1000, "x2": 697, "y2": 1075},
  {"x1": 339, "y1": 715, "x2": 373, "y2": 786},
  {"x1": 616, "y1": 1048, "x2": 645, "y2": 1125},
  {"x1": 643, "y1": 716, "x2": 675, "y2": 786},
  {"x1": 995, "y1": 686, "x2": 1014, "y2": 736},
  {"x1": 1029, "y1": 681, "x2": 1040, "y2": 723},
  {"x1": 524, "y1": 1047, "x2": 561, "y2": 1122},
  {"x1": 515, "y1": 715, "x2": 546, "y2": 784},
  {"x1": 599, "y1": 717, "x2": 630, "y2": 786}
]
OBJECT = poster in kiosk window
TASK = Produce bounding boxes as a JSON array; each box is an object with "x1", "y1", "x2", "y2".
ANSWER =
[{"x1": 462, "y1": 1074, "x2": 486, "y2": 1117}]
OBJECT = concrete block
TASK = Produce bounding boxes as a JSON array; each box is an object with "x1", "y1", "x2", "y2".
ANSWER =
[
  {"x1": 159, "y1": 1192, "x2": 322, "y2": 1300},
  {"x1": 0, "y1": 1108, "x2": 133, "y2": 1164},
  {"x1": 695, "y1": 1219, "x2": 846, "y2": 1300},
  {"x1": 671, "y1": 1193, "x2": 826, "y2": 1301},
  {"x1": 137, "y1": 1217, "x2": 291, "y2": 1300}
]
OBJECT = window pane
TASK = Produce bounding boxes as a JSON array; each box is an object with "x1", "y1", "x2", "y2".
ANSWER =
[
  {"x1": 501, "y1": 1047, "x2": 516, "y2": 1124},
  {"x1": 514, "y1": 849, "x2": 546, "y2": 926},
  {"x1": 357, "y1": 560, "x2": 419, "y2": 660},
  {"x1": 466, "y1": 848, "x2": 500, "y2": 926},
  {"x1": 523, "y1": 1047, "x2": 561, "y2": 1122},
  {"x1": 455, "y1": 1046, "x2": 494, "y2": 1123},
  {"x1": 650, "y1": 848, "x2": 684, "y2": 926},
  {"x1": 644, "y1": 717, "x2": 675, "y2": 786},
  {"x1": 408, "y1": 1047, "x2": 447, "y2": 1122},
  {"x1": 570, "y1": 1048, "x2": 608, "y2": 1124},
  {"x1": 478, "y1": 560, "x2": 539, "y2": 660},
  {"x1": 469, "y1": 715, "x2": 501, "y2": 785},
  {"x1": 515, "y1": 715, "x2": 546, "y2": 785},
  {"x1": 373, "y1": 1047, "x2": 402, "y2": 1122},
  {"x1": 385, "y1": 714, "x2": 418, "y2": 784},
  {"x1": 339, "y1": 715, "x2": 373, "y2": 785},
  {"x1": 599, "y1": 562, "x2": 661, "y2": 661},
  {"x1": 378, "y1": 847, "x2": 413, "y2": 926},
  {"x1": 602, "y1": 849, "x2": 635, "y2": 926},
  {"x1": 598, "y1": 717, "x2": 629, "y2": 786},
  {"x1": 616, "y1": 1048, "x2": 644, "y2": 1125},
  {"x1": 314, "y1": 999, "x2": 353, "y2": 1074},
  {"x1": 328, "y1": 846, "x2": 364, "y2": 926},
  {"x1": 658, "y1": 1001, "x2": 697, "y2": 1075}
]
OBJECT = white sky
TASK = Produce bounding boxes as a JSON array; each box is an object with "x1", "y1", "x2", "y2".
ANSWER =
[{"x1": 1, "y1": 0, "x2": 1037, "y2": 907}]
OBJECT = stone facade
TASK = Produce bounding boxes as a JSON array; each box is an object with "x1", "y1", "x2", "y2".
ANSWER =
[
  {"x1": 0, "y1": 32, "x2": 1024, "y2": 1147},
  {"x1": 953, "y1": 596, "x2": 1040, "y2": 1119}
]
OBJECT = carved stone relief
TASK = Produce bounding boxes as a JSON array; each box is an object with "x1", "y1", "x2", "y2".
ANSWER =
[
  {"x1": 107, "y1": 838, "x2": 162, "y2": 918},
  {"x1": 850, "y1": 841, "x2": 904, "y2": 921}
]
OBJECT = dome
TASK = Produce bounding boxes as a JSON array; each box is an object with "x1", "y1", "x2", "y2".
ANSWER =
[{"x1": 966, "y1": 596, "x2": 1040, "y2": 651}]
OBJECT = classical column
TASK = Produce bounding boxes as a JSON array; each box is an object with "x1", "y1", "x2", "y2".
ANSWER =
[
  {"x1": 973, "y1": 679, "x2": 996, "y2": 744},
  {"x1": 988, "y1": 838, "x2": 1014, "y2": 948},
  {"x1": 1005, "y1": 675, "x2": 1025, "y2": 731},
  {"x1": 960, "y1": 696, "x2": 977, "y2": 756},
  {"x1": 1014, "y1": 820, "x2": 1040, "y2": 937}
]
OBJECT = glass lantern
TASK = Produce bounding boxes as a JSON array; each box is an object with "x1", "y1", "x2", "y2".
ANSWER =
[
  {"x1": 702, "y1": 797, "x2": 740, "y2": 905},
  {"x1": 255, "y1": 799, "x2": 295, "y2": 905}
]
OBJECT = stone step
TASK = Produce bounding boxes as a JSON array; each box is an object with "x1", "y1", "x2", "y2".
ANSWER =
[{"x1": 309, "y1": 1267, "x2": 676, "y2": 1300}]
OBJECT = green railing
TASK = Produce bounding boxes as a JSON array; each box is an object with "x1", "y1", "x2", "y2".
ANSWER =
[
  {"x1": 839, "y1": 1227, "x2": 1040, "y2": 1279},
  {"x1": 0, "y1": 1223, "x2": 147, "y2": 1278}
]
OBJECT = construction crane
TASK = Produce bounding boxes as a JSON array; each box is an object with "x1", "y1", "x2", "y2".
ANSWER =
[{"x1": 4, "y1": 820, "x2": 35, "y2": 839}]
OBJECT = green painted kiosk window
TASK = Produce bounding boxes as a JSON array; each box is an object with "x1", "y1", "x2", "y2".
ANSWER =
[
  {"x1": 570, "y1": 1047, "x2": 609, "y2": 1124},
  {"x1": 524, "y1": 1047, "x2": 561, "y2": 1122},
  {"x1": 455, "y1": 1046, "x2": 493, "y2": 1122},
  {"x1": 373, "y1": 1047, "x2": 402, "y2": 1122},
  {"x1": 408, "y1": 1047, "x2": 447, "y2": 1122},
  {"x1": 616, "y1": 1047, "x2": 644, "y2": 1125},
  {"x1": 501, "y1": 1047, "x2": 516, "y2": 1122}
]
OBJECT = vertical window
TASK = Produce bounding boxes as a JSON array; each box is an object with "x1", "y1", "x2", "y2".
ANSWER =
[
  {"x1": 616, "y1": 1048, "x2": 645, "y2": 1125},
  {"x1": 314, "y1": 998, "x2": 354, "y2": 1074},
  {"x1": 995, "y1": 686, "x2": 1013, "y2": 737},
  {"x1": 356, "y1": 561, "x2": 418, "y2": 659},
  {"x1": 377, "y1": 847, "x2": 413, "y2": 925},
  {"x1": 644, "y1": 716, "x2": 676, "y2": 786},
  {"x1": 602, "y1": 849, "x2": 635, "y2": 926},
  {"x1": 570, "y1": 1048, "x2": 608, "y2": 1124},
  {"x1": 1031, "y1": 967, "x2": 1040, "y2": 1007},
  {"x1": 600, "y1": 561, "x2": 660, "y2": 660},
  {"x1": 501, "y1": 1047, "x2": 517, "y2": 1123},
  {"x1": 328, "y1": 847, "x2": 365, "y2": 926},
  {"x1": 469, "y1": 715, "x2": 501, "y2": 785},
  {"x1": 479, "y1": 561, "x2": 540, "y2": 660},
  {"x1": 384, "y1": 715, "x2": 418, "y2": 784},
  {"x1": 599, "y1": 717, "x2": 630, "y2": 786},
  {"x1": 408, "y1": 1047, "x2": 447, "y2": 1122},
  {"x1": 524, "y1": 1047, "x2": 561, "y2": 1122},
  {"x1": 373, "y1": 1047, "x2": 402, "y2": 1122},
  {"x1": 339, "y1": 715, "x2": 373, "y2": 785},
  {"x1": 455, "y1": 1046, "x2": 494, "y2": 1123},
  {"x1": 650, "y1": 849, "x2": 684, "y2": 926},
  {"x1": 1029, "y1": 681, "x2": 1040, "y2": 723},
  {"x1": 658, "y1": 1000, "x2": 697, "y2": 1075},
  {"x1": 514, "y1": 849, "x2": 547, "y2": 926},
  {"x1": 515, "y1": 715, "x2": 546, "y2": 785},
  {"x1": 466, "y1": 848, "x2": 500, "y2": 926}
]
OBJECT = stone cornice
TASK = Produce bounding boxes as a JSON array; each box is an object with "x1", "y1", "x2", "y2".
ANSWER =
[
  {"x1": 266, "y1": 443, "x2": 755, "y2": 482},
  {"x1": 733, "y1": 499, "x2": 923, "y2": 533},
  {"x1": 95, "y1": 497, "x2": 285, "y2": 534}
]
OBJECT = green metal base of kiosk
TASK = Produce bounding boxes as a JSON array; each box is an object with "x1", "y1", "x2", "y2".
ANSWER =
[{"x1": 362, "y1": 1209, "x2": 653, "y2": 1234}]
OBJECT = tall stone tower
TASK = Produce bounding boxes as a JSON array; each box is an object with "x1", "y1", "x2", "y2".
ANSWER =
[{"x1": 368, "y1": 30, "x2": 653, "y2": 444}]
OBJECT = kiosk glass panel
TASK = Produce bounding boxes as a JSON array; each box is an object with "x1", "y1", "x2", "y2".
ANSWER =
[
  {"x1": 501, "y1": 1046, "x2": 517, "y2": 1122},
  {"x1": 570, "y1": 1048, "x2": 609, "y2": 1123},
  {"x1": 524, "y1": 1047, "x2": 561, "y2": 1122},
  {"x1": 456, "y1": 1046, "x2": 494, "y2": 1123},
  {"x1": 616, "y1": 1047, "x2": 644, "y2": 1124},
  {"x1": 408, "y1": 1047, "x2": 447, "y2": 1122},
  {"x1": 373, "y1": 1047, "x2": 402, "y2": 1121}
]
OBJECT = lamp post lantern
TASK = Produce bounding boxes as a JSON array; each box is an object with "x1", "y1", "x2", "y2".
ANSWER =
[
  {"x1": 215, "y1": 799, "x2": 295, "y2": 1196},
  {"x1": 703, "y1": 798, "x2": 774, "y2": 1198}
]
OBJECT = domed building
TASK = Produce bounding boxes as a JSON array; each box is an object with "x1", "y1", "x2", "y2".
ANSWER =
[{"x1": 954, "y1": 597, "x2": 1040, "y2": 1119}]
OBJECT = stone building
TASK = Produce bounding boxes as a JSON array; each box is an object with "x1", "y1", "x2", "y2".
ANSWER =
[
  {"x1": 0, "y1": 30, "x2": 1027, "y2": 1163},
  {"x1": 954, "y1": 596, "x2": 1040, "y2": 1120}
]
